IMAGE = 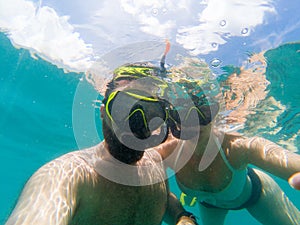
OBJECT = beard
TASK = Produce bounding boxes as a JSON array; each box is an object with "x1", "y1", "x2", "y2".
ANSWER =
[{"x1": 102, "y1": 119, "x2": 144, "y2": 164}]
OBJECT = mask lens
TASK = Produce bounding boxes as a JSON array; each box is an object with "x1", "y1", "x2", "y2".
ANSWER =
[
  {"x1": 106, "y1": 91, "x2": 168, "y2": 142},
  {"x1": 168, "y1": 102, "x2": 200, "y2": 140}
]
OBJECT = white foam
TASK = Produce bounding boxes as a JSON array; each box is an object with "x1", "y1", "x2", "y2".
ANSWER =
[
  {"x1": 0, "y1": 0, "x2": 94, "y2": 72},
  {"x1": 177, "y1": 0, "x2": 276, "y2": 55}
]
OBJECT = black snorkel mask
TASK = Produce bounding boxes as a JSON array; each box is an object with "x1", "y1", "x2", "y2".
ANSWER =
[{"x1": 102, "y1": 89, "x2": 171, "y2": 150}]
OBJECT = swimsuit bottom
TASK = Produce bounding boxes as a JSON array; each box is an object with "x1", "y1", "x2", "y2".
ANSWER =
[{"x1": 200, "y1": 167, "x2": 262, "y2": 210}]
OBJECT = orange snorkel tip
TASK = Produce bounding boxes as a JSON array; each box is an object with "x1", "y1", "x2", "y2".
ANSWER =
[
  {"x1": 164, "y1": 39, "x2": 171, "y2": 55},
  {"x1": 160, "y1": 39, "x2": 171, "y2": 73}
]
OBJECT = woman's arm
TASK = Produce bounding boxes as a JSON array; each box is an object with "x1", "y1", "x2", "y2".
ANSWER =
[{"x1": 229, "y1": 134, "x2": 300, "y2": 180}]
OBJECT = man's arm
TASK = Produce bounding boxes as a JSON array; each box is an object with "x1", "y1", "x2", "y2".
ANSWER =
[
  {"x1": 5, "y1": 153, "x2": 86, "y2": 225},
  {"x1": 164, "y1": 192, "x2": 198, "y2": 225},
  {"x1": 154, "y1": 135, "x2": 197, "y2": 224}
]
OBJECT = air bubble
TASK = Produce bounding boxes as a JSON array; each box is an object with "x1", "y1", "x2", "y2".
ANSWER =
[
  {"x1": 219, "y1": 20, "x2": 226, "y2": 27},
  {"x1": 152, "y1": 8, "x2": 158, "y2": 16},
  {"x1": 241, "y1": 28, "x2": 249, "y2": 35},
  {"x1": 210, "y1": 58, "x2": 222, "y2": 68},
  {"x1": 211, "y1": 42, "x2": 218, "y2": 48}
]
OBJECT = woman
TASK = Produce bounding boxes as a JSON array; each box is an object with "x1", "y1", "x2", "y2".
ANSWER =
[{"x1": 173, "y1": 125, "x2": 300, "y2": 225}]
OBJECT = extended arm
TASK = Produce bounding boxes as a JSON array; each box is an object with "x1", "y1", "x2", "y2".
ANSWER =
[
  {"x1": 5, "y1": 153, "x2": 87, "y2": 225},
  {"x1": 244, "y1": 137, "x2": 300, "y2": 180},
  {"x1": 228, "y1": 134, "x2": 300, "y2": 181}
]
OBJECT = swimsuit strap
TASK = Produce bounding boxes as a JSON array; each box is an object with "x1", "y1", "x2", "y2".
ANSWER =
[{"x1": 214, "y1": 136, "x2": 236, "y2": 172}]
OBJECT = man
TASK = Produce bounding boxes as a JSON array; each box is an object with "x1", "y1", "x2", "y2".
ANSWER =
[{"x1": 5, "y1": 76, "x2": 197, "y2": 225}]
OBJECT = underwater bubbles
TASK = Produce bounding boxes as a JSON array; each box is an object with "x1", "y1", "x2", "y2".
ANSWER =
[
  {"x1": 241, "y1": 28, "x2": 249, "y2": 35},
  {"x1": 151, "y1": 8, "x2": 159, "y2": 16},
  {"x1": 219, "y1": 20, "x2": 226, "y2": 27},
  {"x1": 211, "y1": 42, "x2": 218, "y2": 49},
  {"x1": 151, "y1": 7, "x2": 167, "y2": 16},
  {"x1": 210, "y1": 58, "x2": 222, "y2": 68}
]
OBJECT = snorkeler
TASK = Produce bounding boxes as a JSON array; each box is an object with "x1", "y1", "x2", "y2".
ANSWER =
[
  {"x1": 104, "y1": 42, "x2": 300, "y2": 225},
  {"x1": 5, "y1": 71, "x2": 198, "y2": 225}
]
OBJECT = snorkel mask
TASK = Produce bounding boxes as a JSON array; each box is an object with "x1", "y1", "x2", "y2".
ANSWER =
[{"x1": 102, "y1": 88, "x2": 170, "y2": 150}]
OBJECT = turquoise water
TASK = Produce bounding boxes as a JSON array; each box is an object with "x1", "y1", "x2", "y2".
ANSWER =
[{"x1": 1, "y1": 31, "x2": 300, "y2": 224}]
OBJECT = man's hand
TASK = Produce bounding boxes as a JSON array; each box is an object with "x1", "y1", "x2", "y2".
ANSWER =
[
  {"x1": 176, "y1": 216, "x2": 198, "y2": 225},
  {"x1": 176, "y1": 212, "x2": 198, "y2": 225}
]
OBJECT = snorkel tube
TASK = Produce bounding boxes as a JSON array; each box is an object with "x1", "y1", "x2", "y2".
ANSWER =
[{"x1": 159, "y1": 40, "x2": 171, "y2": 75}]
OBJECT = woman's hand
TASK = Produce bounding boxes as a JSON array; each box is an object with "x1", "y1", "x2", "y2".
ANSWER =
[{"x1": 289, "y1": 172, "x2": 300, "y2": 190}]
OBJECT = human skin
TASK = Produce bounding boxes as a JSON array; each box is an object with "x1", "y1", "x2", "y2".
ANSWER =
[
  {"x1": 172, "y1": 125, "x2": 300, "y2": 225},
  {"x1": 5, "y1": 140, "x2": 195, "y2": 225},
  {"x1": 289, "y1": 172, "x2": 300, "y2": 190},
  {"x1": 5, "y1": 144, "x2": 166, "y2": 225}
]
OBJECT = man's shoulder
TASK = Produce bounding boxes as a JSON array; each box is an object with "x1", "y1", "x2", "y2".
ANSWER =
[{"x1": 143, "y1": 149, "x2": 163, "y2": 162}]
